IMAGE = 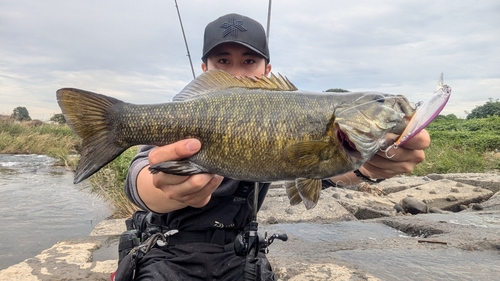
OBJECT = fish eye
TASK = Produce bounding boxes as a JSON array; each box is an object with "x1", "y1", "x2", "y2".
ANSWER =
[{"x1": 374, "y1": 95, "x2": 385, "y2": 103}]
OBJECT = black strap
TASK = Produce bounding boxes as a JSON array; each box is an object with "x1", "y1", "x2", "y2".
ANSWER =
[
  {"x1": 353, "y1": 169, "x2": 386, "y2": 184},
  {"x1": 166, "y1": 229, "x2": 240, "y2": 246}
]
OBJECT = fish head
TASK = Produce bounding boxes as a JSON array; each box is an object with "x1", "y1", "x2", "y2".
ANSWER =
[{"x1": 333, "y1": 93, "x2": 415, "y2": 165}]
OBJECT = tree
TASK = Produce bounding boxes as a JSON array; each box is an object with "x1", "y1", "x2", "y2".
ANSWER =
[
  {"x1": 50, "y1": 113, "x2": 66, "y2": 124},
  {"x1": 325, "y1": 88, "x2": 349, "y2": 93},
  {"x1": 11, "y1": 106, "x2": 31, "y2": 121},
  {"x1": 433, "y1": 114, "x2": 459, "y2": 122},
  {"x1": 466, "y1": 98, "x2": 500, "y2": 119}
]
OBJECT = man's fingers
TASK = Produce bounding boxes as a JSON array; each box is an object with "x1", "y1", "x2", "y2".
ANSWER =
[
  {"x1": 148, "y1": 139, "x2": 201, "y2": 165},
  {"x1": 400, "y1": 129, "x2": 430, "y2": 150},
  {"x1": 176, "y1": 175, "x2": 223, "y2": 207}
]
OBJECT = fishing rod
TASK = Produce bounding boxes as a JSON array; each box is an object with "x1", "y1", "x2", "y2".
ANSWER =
[
  {"x1": 174, "y1": 0, "x2": 196, "y2": 79},
  {"x1": 266, "y1": 0, "x2": 272, "y2": 43},
  {"x1": 240, "y1": 2, "x2": 287, "y2": 280}
]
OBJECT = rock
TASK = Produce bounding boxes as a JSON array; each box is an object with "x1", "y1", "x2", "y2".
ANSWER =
[
  {"x1": 387, "y1": 179, "x2": 493, "y2": 212},
  {"x1": 427, "y1": 173, "x2": 500, "y2": 193},
  {"x1": 257, "y1": 187, "x2": 356, "y2": 224},
  {"x1": 89, "y1": 219, "x2": 127, "y2": 236},
  {"x1": 0, "y1": 239, "x2": 112, "y2": 281},
  {"x1": 345, "y1": 193, "x2": 354, "y2": 199},
  {"x1": 482, "y1": 191, "x2": 500, "y2": 211},
  {"x1": 376, "y1": 175, "x2": 432, "y2": 194},
  {"x1": 470, "y1": 203, "x2": 484, "y2": 211},
  {"x1": 451, "y1": 187, "x2": 460, "y2": 193},
  {"x1": 394, "y1": 204, "x2": 405, "y2": 213},
  {"x1": 266, "y1": 216, "x2": 279, "y2": 224},
  {"x1": 401, "y1": 197, "x2": 427, "y2": 214}
]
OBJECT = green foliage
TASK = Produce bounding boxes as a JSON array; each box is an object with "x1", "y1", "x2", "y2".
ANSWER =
[
  {"x1": 425, "y1": 115, "x2": 500, "y2": 152},
  {"x1": 0, "y1": 117, "x2": 80, "y2": 166},
  {"x1": 11, "y1": 106, "x2": 31, "y2": 121},
  {"x1": 466, "y1": 98, "x2": 500, "y2": 119},
  {"x1": 411, "y1": 115, "x2": 500, "y2": 176},
  {"x1": 325, "y1": 88, "x2": 349, "y2": 92},
  {"x1": 50, "y1": 113, "x2": 66, "y2": 124},
  {"x1": 412, "y1": 139, "x2": 485, "y2": 175}
]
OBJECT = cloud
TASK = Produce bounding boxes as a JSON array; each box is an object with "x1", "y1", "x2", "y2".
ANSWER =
[{"x1": 1, "y1": 0, "x2": 499, "y2": 119}]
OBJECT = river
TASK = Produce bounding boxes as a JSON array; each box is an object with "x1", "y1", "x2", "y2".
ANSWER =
[{"x1": 0, "y1": 154, "x2": 110, "y2": 270}]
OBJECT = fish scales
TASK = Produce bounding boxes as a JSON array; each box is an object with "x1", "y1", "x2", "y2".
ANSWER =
[{"x1": 111, "y1": 89, "x2": 348, "y2": 181}]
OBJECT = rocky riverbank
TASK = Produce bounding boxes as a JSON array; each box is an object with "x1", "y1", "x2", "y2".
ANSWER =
[{"x1": 1, "y1": 172, "x2": 499, "y2": 280}]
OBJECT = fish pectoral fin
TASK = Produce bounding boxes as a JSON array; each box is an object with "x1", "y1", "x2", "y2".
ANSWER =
[
  {"x1": 285, "y1": 141, "x2": 333, "y2": 167},
  {"x1": 286, "y1": 178, "x2": 322, "y2": 210},
  {"x1": 149, "y1": 160, "x2": 208, "y2": 175}
]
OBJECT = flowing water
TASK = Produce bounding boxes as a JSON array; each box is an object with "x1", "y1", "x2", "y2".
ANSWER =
[
  {"x1": 264, "y1": 218, "x2": 500, "y2": 281},
  {"x1": 0, "y1": 154, "x2": 110, "y2": 270}
]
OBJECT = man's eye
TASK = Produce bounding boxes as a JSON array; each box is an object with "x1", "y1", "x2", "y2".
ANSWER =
[
  {"x1": 218, "y1": 59, "x2": 229, "y2": 64},
  {"x1": 244, "y1": 59, "x2": 255, "y2": 64}
]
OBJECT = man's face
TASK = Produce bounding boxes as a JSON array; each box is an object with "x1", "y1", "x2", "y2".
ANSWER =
[{"x1": 202, "y1": 42, "x2": 271, "y2": 77}]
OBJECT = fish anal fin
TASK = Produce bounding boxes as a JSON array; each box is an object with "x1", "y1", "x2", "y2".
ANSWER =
[
  {"x1": 285, "y1": 181, "x2": 303, "y2": 206},
  {"x1": 296, "y1": 178, "x2": 322, "y2": 210}
]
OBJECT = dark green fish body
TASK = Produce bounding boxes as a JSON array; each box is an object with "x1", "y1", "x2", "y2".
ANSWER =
[{"x1": 57, "y1": 70, "x2": 415, "y2": 209}]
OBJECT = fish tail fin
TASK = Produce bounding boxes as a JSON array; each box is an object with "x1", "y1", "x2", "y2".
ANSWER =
[{"x1": 57, "y1": 88, "x2": 127, "y2": 183}]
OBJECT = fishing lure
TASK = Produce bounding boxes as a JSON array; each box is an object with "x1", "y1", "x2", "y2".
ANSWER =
[{"x1": 394, "y1": 74, "x2": 452, "y2": 147}]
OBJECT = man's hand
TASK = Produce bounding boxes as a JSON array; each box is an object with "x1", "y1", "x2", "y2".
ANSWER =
[
  {"x1": 137, "y1": 139, "x2": 223, "y2": 213},
  {"x1": 360, "y1": 130, "x2": 430, "y2": 179}
]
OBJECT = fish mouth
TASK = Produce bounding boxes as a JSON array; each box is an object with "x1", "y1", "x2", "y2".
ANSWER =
[{"x1": 337, "y1": 128, "x2": 362, "y2": 159}]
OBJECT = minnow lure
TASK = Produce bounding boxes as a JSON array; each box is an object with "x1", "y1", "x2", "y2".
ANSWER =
[{"x1": 394, "y1": 73, "x2": 451, "y2": 147}]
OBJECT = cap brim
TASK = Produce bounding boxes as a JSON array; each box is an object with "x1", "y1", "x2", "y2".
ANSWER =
[{"x1": 202, "y1": 41, "x2": 269, "y2": 62}]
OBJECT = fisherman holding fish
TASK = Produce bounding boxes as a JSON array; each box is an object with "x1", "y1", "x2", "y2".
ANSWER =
[
  {"x1": 119, "y1": 13, "x2": 429, "y2": 281},
  {"x1": 57, "y1": 13, "x2": 430, "y2": 281}
]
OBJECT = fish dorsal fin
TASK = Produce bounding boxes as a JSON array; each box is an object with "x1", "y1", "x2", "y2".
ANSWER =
[{"x1": 173, "y1": 69, "x2": 298, "y2": 101}]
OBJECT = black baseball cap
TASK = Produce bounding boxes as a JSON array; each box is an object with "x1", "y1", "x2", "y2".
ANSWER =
[{"x1": 202, "y1": 13, "x2": 270, "y2": 63}]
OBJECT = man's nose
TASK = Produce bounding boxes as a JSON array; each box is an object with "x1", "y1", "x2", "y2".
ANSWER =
[{"x1": 229, "y1": 68, "x2": 244, "y2": 78}]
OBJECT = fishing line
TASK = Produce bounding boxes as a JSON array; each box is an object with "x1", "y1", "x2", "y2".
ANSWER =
[{"x1": 334, "y1": 95, "x2": 402, "y2": 116}]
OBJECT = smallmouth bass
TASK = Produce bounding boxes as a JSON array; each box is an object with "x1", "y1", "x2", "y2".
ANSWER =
[{"x1": 57, "y1": 70, "x2": 416, "y2": 209}]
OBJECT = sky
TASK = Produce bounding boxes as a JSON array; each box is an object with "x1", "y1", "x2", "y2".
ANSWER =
[{"x1": 1, "y1": 0, "x2": 499, "y2": 120}]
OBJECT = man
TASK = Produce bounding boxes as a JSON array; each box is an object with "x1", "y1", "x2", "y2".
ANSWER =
[{"x1": 121, "y1": 13, "x2": 430, "y2": 281}]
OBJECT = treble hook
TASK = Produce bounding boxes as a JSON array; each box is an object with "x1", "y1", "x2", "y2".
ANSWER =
[{"x1": 381, "y1": 145, "x2": 397, "y2": 159}]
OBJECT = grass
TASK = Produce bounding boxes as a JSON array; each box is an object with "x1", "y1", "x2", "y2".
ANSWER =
[
  {"x1": 1, "y1": 115, "x2": 499, "y2": 218},
  {"x1": 0, "y1": 117, "x2": 80, "y2": 168},
  {"x1": 88, "y1": 147, "x2": 139, "y2": 218}
]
